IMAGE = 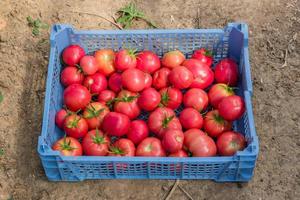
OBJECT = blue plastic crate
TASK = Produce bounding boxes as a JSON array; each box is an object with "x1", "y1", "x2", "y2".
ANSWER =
[{"x1": 38, "y1": 23, "x2": 259, "y2": 182}]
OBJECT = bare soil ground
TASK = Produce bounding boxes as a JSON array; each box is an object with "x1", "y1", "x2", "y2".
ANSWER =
[{"x1": 0, "y1": 0, "x2": 299, "y2": 199}]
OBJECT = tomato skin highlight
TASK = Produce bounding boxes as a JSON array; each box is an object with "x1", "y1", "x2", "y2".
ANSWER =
[
  {"x1": 136, "y1": 51, "x2": 161, "y2": 74},
  {"x1": 217, "y1": 131, "x2": 246, "y2": 156},
  {"x1": 52, "y1": 137, "x2": 83, "y2": 156},
  {"x1": 60, "y1": 66, "x2": 84, "y2": 87},
  {"x1": 136, "y1": 137, "x2": 166, "y2": 157},
  {"x1": 82, "y1": 129, "x2": 110, "y2": 156},
  {"x1": 95, "y1": 49, "x2": 116, "y2": 76},
  {"x1": 63, "y1": 84, "x2": 91, "y2": 112},
  {"x1": 162, "y1": 50, "x2": 185, "y2": 69},
  {"x1": 218, "y1": 95, "x2": 245, "y2": 121},
  {"x1": 168, "y1": 66, "x2": 193, "y2": 89},
  {"x1": 214, "y1": 58, "x2": 239, "y2": 86},
  {"x1": 162, "y1": 129, "x2": 184, "y2": 153},
  {"x1": 62, "y1": 45, "x2": 85, "y2": 66},
  {"x1": 121, "y1": 68, "x2": 146, "y2": 92}
]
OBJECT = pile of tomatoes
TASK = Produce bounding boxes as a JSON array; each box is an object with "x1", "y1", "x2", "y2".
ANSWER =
[{"x1": 53, "y1": 45, "x2": 246, "y2": 157}]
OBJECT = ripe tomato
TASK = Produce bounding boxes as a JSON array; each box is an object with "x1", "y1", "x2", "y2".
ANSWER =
[
  {"x1": 203, "y1": 110, "x2": 232, "y2": 138},
  {"x1": 83, "y1": 73, "x2": 107, "y2": 94},
  {"x1": 168, "y1": 66, "x2": 193, "y2": 89},
  {"x1": 108, "y1": 138, "x2": 135, "y2": 156},
  {"x1": 214, "y1": 58, "x2": 238, "y2": 86},
  {"x1": 148, "y1": 107, "x2": 182, "y2": 138},
  {"x1": 114, "y1": 90, "x2": 140, "y2": 119},
  {"x1": 63, "y1": 84, "x2": 91, "y2": 112},
  {"x1": 159, "y1": 87, "x2": 182, "y2": 110},
  {"x1": 82, "y1": 129, "x2": 110, "y2": 156},
  {"x1": 121, "y1": 68, "x2": 146, "y2": 92},
  {"x1": 138, "y1": 88, "x2": 161, "y2": 111},
  {"x1": 114, "y1": 49, "x2": 137, "y2": 71},
  {"x1": 144, "y1": 73, "x2": 152, "y2": 89},
  {"x1": 162, "y1": 129, "x2": 184, "y2": 153},
  {"x1": 152, "y1": 67, "x2": 171, "y2": 89},
  {"x1": 218, "y1": 95, "x2": 245, "y2": 121},
  {"x1": 168, "y1": 149, "x2": 188, "y2": 157},
  {"x1": 136, "y1": 50, "x2": 160, "y2": 74},
  {"x1": 192, "y1": 48, "x2": 213, "y2": 67},
  {"x1": 79, "y1": 55, "x2": 98, "y2": 75},
  {"x1": 182, "y1": 59, "x2": 214, "y2": 89},
  {"x1": 83, "y1": 102, "x2": 109, "y2": 130},
  {"x1": 183, "y1": 129, "x2": 205, "y2": 150},
  {"x1": 55, "y1": 109, "x2": 68, "y2": 129},
  {"x1": 64, "y1": 114, "x2": 88, "y2": 138},
  {"x1": 179, "y1": 108, "x2": 203, "y2": 129},
  {"x1": 60, "y1": 66, "x2": 84, "y2": 87},
  {"x1": 162, "y1": 50, "x2": 185, "y2": 69},
  {"x1": 136, "y1": 137, "x2": 166, "y2": 157},
  {"x1": 217, "y1": 131, "x2": 246, "y2": 156},
  {"x1": 52, "y1": 137, "x2": 82, "y2": 156},
  {"x1": 98, "y1": 90, "x2": 116, "y2": 104},
  {"x1": 127, "y1": 120, "x2": 149, "y2": 145},
  {"x1": 95, "y1": 49, "x2": 115, "y2": 76},
  {"x1": 189, "y1": 134, "x2": 217, "y2": 157},
  {"x1": 102, "y1": 112, "x2": 130, "y2": 137},
  {"x1": 183, "y1": 88, "x2": 208, "y2": 112},
  {"x1": 108, "y1": 72, "x2": 122, "y2": 93},
  {"x1": 62, "y1": 45, "x2": 85, "y2": 66},
  {"x1": 208, "y1": 83, "x2": 234, "y2": 108}
]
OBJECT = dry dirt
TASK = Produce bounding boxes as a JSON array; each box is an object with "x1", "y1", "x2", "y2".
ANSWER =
[{"x1": 0, "y1": 0, "x2": 299, "y2": 199}]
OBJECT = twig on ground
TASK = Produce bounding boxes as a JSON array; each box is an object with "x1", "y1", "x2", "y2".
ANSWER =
[
  {"x1": 197, "y1": 8, "x2": 200, "y2": 28},
  {"x1": 70, "y1": 11, "x2": 123, "y2": 30},
  {"x1": 279, "y1": 49, "x2": 288, "y2": 68},
  {"x1": 178, "y1": 185, "x2": 194, "y2": 200},
  {"x1": 164, "y1": 179, "x2": 180, "y2": 200}
]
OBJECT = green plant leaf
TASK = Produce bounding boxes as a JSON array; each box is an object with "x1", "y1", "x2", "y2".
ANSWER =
[{"x1": 0, "y1": 91, "x2": 3, "y2": 103}]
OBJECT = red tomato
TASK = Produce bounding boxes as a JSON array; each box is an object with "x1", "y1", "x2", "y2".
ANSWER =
[
  {"x1": 144, "y1": 73, "x2": 152, "y2": 89},
  {"x1": 148, "y1": 107, "x2": 182, "y2": 138},
  {"x1": 136, "y1": 137, "x2": 166, "y2": 157},
  {"x1": 136, "y1": 50, "x2": 161, "y2": 74},
  {"x1": 214, "y1": 58, "x2": 238, "y2": 86},
  {"x1": 162, "y1": 50, "x2": 185, "y2": 69},
  {"x1": 159, "y1": 87, "x2": 182, "y2": 110},
  {"x1": 55, "y1": 109, "x2": 68, "y2": 129},
  {"x1": 83, "y1": 102, "x2": 110, "y2": 130},
  {"x1": 62, "y1": 45, "x2": 85, "y2": 66},
  {"x1": 102, "y1": 112, "x2": 130, "y2": 137},
  {"x1": 63, "y1": 84, "x2": 91, "y2": 112},
  {"x1": 52, "y1": 137, "x2": 82, "y2": 156},
  {"x1": 182, "y1": 59, "x2": 214, "y2": 89},
  {"x1": 183, "y1": 88, "x2": 208, "y2": 112},
  {"x1": 60, "y1": 66, "x2": 84, "y2": 87},
  {"x1": 121, "y1": 68, "x2": 146, "y2": 92},
  {"x1": 95, "y1": 49, "x2": 116, "y2": 76},
  {"x1": 189, "y1": 134, "x2": 217, "y2": 157},
  {"x1": 138, "y1": 88, "x2": 161, "y2": 111},
  {"x1": 108, "y1": 138, "x2": 135, "y2": 156},
  {"x1": 108, "y1": 72, "x2": 122, "y2": 93},
  {"x1": 217, "y1": 131, "x2": 246, "y2": 156},
  {"x1": 183, "y1": 129, "x2": 205, "y2": 149},
  {"x1": 218, "y1": 95, "x2": 245, "y2": 121},
  {"x1": 114, "y1": 90, "x2": 140, "y2": 119},
  {"x1": 162, "y1": 129, "x2": 184, "y2": 153},
  {"x1": 179, "y1": 108, "x2": 203, "y2": 129},
  {"x1": 83, "y1": 73, "x2": 107, "y2": 94},
  {"x1": 114, "y1": 49, "x2": 137, "y2": 71},
  {"x1": 168, "y1": 66, "x2": 193, "y2": 89},
  {"x1": 168, "y1": 149, "x2": 188, "y2": 157},
  {"x1": 98, "y1": 90, "x2": 116, "y2": 104},
  {"x1": 79, "y1": 55, "x2": 98, "y2": 75},
  {"x1": 208, "y1": 83, "x2": 235, "y2": 108},
  {"x1": 192, "y1": 48, "x2": 213, "y2": 67},
  {"x1": 64, "y1": 114, "x2": 88, "y2": 138},
  {"x1": 127, "y1": 120, "x2": 149, "y2": 145},
  {"x1": 203, "y1": 110, "x2": 232, "y2": 138},
  {"x1": 152, "y1": 67, "x2": 171, "y2": 89},
  {"x1": 82, "y1": 129, "x2": 110, "y2": 156}
]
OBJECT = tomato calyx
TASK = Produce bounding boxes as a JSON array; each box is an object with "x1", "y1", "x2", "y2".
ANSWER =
[
  {"x1": 127, "y1": 49, "x2": 138, "y2": 58},
  {"x1": 219, "y1": 84, "x2": 235, "y2": 94},
  {"x1": 59, "y1": 136, "x2": 77, "y2": 151},
  {"x1": 175, "y1": 136, "x2": 183, "y2": 143},
  {"x1": 85, "y1": 105, "x2": 105, "y2": 119},
  {"x1": 203, "y1": 50, "x2": 213, "y2": 57},
  {"x1": 114, "y1": 95, "x2": 139, "y2": 103},
  {"x1": 160, "y1": 91, "x2": 169, "y2": 106},
  {"x1": 212, "y1": 113, "x2": 226, "y2": 124},
  {"x1": 75, "y1": 64, "x2": 84, "y2": 74},
  {"x1": 162, "y1": 115, "x2": 175, "y2": 128},
  {"x1": 66, "y1": 116, "x2": 81, "y2": 128},
  {"x1": 144, "y1": 144, "x2": 152, "y2": 152},
  {"x1": 109, "y1": 146, "x2": 125, "y2": 155},
  {"x1": 91, "y1": 129, "x2": 107, "y2": 144}
]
